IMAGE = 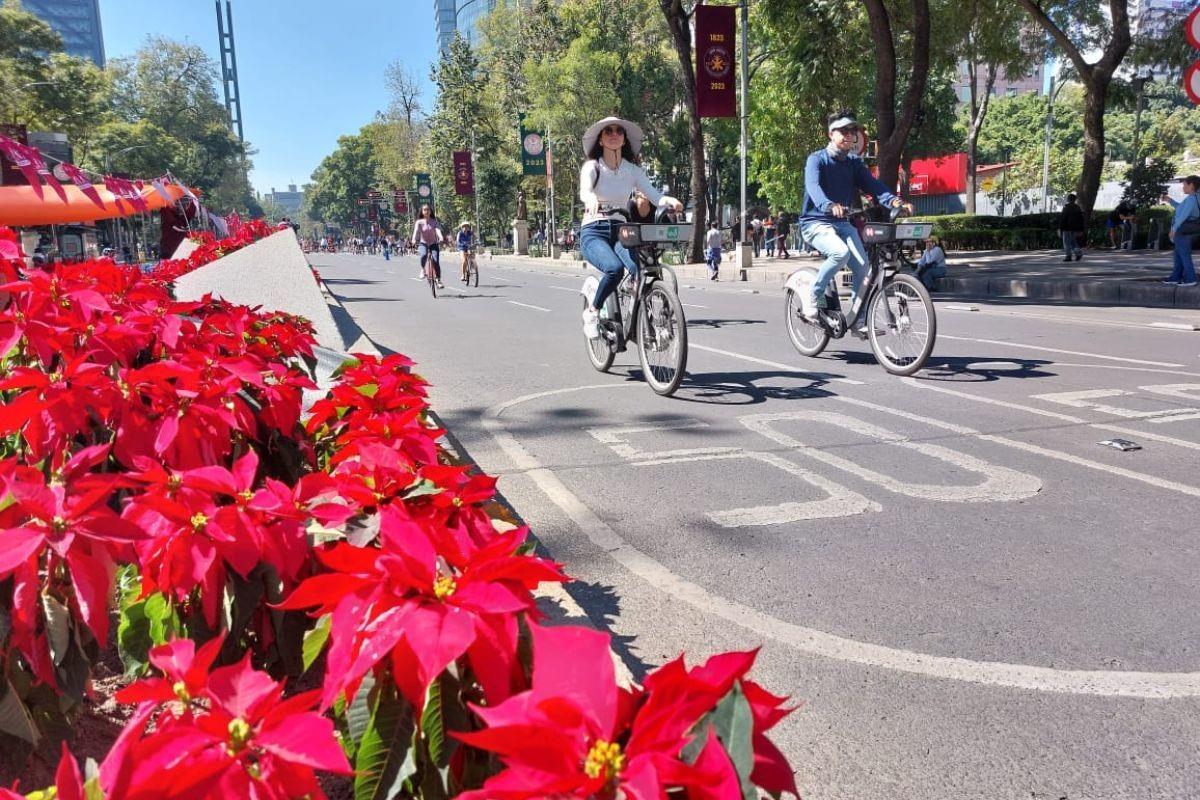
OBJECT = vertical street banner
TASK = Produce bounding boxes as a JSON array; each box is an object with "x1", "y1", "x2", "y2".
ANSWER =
[
  {"x1": 519, "y1": 119, "x2": 546, "y2": 176},
  {"x1": 453, "y1": 150, "x2": 475, "y2": 195},
  {"x1": 414, "y1": 173, "x2": 434, "y2": 210},
  {"x1": 393, "y1": 188, "x2": 407, "y2": 214},
  {"x1": 695, "y1": 4, "x2": 736, "y2": 118}
]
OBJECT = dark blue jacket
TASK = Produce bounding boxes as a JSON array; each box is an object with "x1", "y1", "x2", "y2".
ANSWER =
[{"x1": 801, "y1": 146, "x2": 896, "y2": 223}]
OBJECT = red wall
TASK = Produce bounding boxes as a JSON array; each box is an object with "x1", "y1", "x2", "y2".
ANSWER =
[{"x1": 908, "y1": 153, "x2": 967, "y2": 195}]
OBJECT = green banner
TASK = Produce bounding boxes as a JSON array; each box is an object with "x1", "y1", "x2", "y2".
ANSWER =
[
  {"x1": 414, "y1": 173, "x2": 433, "y2": 209},
  {"x1": 520, "y1": 124, "x2": 546, "y2": 176}
]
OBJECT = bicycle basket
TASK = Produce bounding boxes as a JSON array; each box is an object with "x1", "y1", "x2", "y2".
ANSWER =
[{"x1": 894, "y1": 222, "x2": 933, "y2": 241}]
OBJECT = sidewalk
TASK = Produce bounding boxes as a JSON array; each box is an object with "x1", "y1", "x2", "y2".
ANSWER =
[{"x1": 486, "y1": 246, "x2": 1200, "y2": 310}]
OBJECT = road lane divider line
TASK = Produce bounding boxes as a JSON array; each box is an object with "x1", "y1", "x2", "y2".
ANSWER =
[
  {"x1": 483, "y1": 384, "x2": 1200, "y2": 698},
  {"x1": 938, "y1": 335, "x2": 1185, "y2": 368},
  {"x1": 690, "y1": 343, "x2": 866, "y2": 385},
  {"x1": 507, "y1": 300, "x2": 552, "y2": 312}
]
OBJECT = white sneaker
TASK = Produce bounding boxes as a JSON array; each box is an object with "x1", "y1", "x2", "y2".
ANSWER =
[
  {"x1": 1180, "y1": 281, "x2": 1198, "y2": 287},
  {"x1": 582, "y1": 306, "x2": 601, "y2": 339}
]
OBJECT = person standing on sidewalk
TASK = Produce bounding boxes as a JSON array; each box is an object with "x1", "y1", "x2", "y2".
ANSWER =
[
  {"x1": 705, "y1": 221, "x2": 722, "y2": 281},
  {"x1": 1058, "y1": 193, "x2": 1085, "y2": 262},
  {"x1": 1164, "y1": 176, "x2": 1200, "y2": 287},
  {"x1": 750, "y1": 214, "x2": 763, "y2": 258},
  {"x1": 764, "y1": 214, "x2": 776, "y2": 257},
  {"x1": 776, "y1": 212, "x2": 791, "y2": 259}
]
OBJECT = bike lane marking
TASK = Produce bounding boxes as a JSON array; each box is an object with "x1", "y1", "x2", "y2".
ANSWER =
[
  {"x1": 937, "y1": 335, "x2": 1184, "y2": 368},
  {"x1": 483, "y1": 383, "x2": 1200, "y2": 698},
  {"x1": 690, "y1": 343, "x2": 866, "y2": 385},
  {"x1": 507, "y1": 300, "x2": 552, "y2": 312}
]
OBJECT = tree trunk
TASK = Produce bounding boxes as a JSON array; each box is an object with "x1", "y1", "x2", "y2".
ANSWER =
[
  {"x1": 660, "y1": 0, "x2": 707, "y2": 263},
  {"x1": 965, "y1": 64, "x2": 996, "y2": 214},
  {"x1": 863, "y1": 0, "x2": 931, "y2": 192},
  {"x1": 1014, "y1": 0, "x2": 1130, "y2": 216}
]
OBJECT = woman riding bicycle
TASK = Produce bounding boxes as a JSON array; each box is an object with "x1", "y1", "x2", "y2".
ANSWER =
[
  {"x1": 411, "y1": 205, "x2": 448, "y2": 288},
  {"x1": 457, "y1": 221, "x2": 475, "y2": 283},
  {"x1": 578, "y1": 115, "x2": 683, "y2": 339}
]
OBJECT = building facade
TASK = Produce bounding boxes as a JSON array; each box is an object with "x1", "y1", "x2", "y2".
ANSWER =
[
  {"x1": 267, "y1": 184, "x2": 305, "y2": 215},
  {"x1": 954, "y1": 61, "x2": 1046, "y2": 104},
  {"x1": 434, "y1": 0, "x2": 508, "y2": 52},
  {"x1": 21, "y1": 0, "x2": 105, "y2": 66}
]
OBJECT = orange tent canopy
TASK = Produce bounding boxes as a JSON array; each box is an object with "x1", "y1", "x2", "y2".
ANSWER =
[{"x1": 0, "y1": 182, "x2": 187, "y2": 227}]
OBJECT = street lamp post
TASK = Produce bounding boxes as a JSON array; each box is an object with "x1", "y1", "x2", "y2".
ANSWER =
[
  {"x1": 738, "y1": 0, "x2": 750, "y2": 273},
  {"x1": 1040, "y1": 71, "x2": 1067, "y2": 213}
]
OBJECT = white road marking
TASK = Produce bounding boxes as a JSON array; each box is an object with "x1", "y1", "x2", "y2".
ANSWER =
[
  {"x1": 549, "y1": 286, "x2": 579, "y2": 292},
  {"x1": 587, "y1": 422, "x2": 735, "y2": 461},
  {"x1": 507, "y1": 300, "x2": 552, "y2": 312},
  {"x1": 902, "y1": 380, "x2": 1200, "y2": 492},
  {"x1": 682, "y1": 303, "x2": 709, "y2": 309},
  {"x1": 1149, "y1": 322, "x2": 1200, "y2": 331},
  {"x1": 938, "y1": 335, "x2": 1185, "y2": 368},
  {"x1": 943, "y1": 304, "x2": 980, "y2": 311},
  {"x1": 690, "y1": 343, "x2": 866, "y2": 385},
  {"x1": 743, "y1": 410, "x2": 1043, "y2": 503},
  {"x1": 1031, "y1": 388, "x2": 1199, "y2": 421},
  {"x1": 483, "y1": 383, "x2": 1200, "y2": 698}
]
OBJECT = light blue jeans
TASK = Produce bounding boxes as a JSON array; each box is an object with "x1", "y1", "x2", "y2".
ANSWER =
[{"x1": 800, "y1": 219, "x2": 869, "y2": 306}]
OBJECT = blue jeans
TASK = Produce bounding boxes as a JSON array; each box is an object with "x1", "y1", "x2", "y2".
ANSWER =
[
  {"x1": 917, "y1": 262, "x2": 947, "y2": 290},
  {"x1": 800, "y1": 219, "x2": 868, "y2": 306},
  {"x1": 1062, "y1": 231, "x2": 1081, "y2": 259},
  {"x1": 1170, "y1": 234, "x2": 1196, "y2": 283},
  {"x1": 383, "y1": 247, "x2": 390, "y2": 260},
  {"x1": 706, "y1": 246, "x2": 721, "y2": 274},
  {"x1": 581, "y1": 220, "x2": 638, "y2": 310},
  {"x1": 418, "y1": 243, "x2": 441, "y2": 280}
]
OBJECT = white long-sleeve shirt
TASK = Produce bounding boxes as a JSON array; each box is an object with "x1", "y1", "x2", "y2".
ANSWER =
[
  {"x1": 578, "y1": 158, "x2": 680, "y2": 227},
  {"x1": 705, "y1": 228, "x2": 723, "y2": 249}
]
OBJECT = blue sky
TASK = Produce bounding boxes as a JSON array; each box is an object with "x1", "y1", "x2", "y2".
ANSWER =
[{"x1": 99, "y1": 0, "x2": 440, "y2": 196}]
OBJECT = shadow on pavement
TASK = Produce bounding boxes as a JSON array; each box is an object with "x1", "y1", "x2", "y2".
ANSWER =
[
  {"x1": 320, "y1": 277, "x2": 387, "y2": 286},
  {"x1": 616, "y1": 367, "x2": 838, "y2": 405},
  {"x1": 915, "y1": 356, "x2": 1057, "y2": 383},
  {"x1": 686, "y1": 318, "x2": 768, "y2": 329},
  {"x1": 331, "y1": 296, "x2": 403, "y2": 303}
]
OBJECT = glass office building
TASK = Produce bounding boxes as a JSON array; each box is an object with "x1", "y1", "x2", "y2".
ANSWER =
[
  {"x1": 435, "y1": 0, "x2": 509, "y2": 53},
  {"x1": 21, "y1": 0, "x2": 105, "y2": 66}
]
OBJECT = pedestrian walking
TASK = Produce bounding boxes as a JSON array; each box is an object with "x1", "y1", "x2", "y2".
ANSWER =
[
  {"x1": 764, "y1": 215, "x2": 776, "y2": 257},
  {"x1": 776, "y1": 212, "x2": 791, "y2": 259},
  {"x1": 705, "y1": 221, "x2": 722, "y2": 281},
  {"x1": 1164, "y1": 176, "x2": 1200, "y2": 287},
  {"x1": 750, "y1": 214, "x2": 763, "y2": 258},
  {"x1": 1058, "y1": 193, "x2": 1085, "y2": 262}
]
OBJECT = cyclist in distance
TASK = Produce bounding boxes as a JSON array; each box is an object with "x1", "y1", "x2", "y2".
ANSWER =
[
  {"x1": 411, "y1": 204, "x2": 448, "y2": 289},
  {"x1": 457, "y1": 221, "x2": 475, "y2": 282},
  {"x1": 578, "y1": 115, "x2": 683, "y2": 339},
  {"x1": 800, "y1": 110, "x2": 912, "y2": 321}
]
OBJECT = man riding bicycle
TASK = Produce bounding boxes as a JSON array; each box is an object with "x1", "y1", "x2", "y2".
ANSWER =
[
  {"x1": 800, "y1": 110, "x2": 912, "y2": 322},
  {"x1": 457, "y1": 221, "x2": 475, "y2": 283}
]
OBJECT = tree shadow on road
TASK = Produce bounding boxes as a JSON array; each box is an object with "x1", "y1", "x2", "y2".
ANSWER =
[
  {"x1": 911, "y1": 356, "x2": 1057, "y2": 383},
  {"x1": 320, "y1": 277, "x2": 386, "y2": 286}
]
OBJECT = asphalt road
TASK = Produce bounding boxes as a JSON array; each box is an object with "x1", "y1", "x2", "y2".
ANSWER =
[{"x1": 312, "y1": 249, "x2": 1200, "y2": 800}]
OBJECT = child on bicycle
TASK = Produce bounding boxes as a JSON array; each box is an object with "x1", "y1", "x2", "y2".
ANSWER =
[
  {"x1": 457, "y1": 221, "x2": 475, "y2": 283},
  {"x1": 578, "y1": 115, "x2": 683, "y2": 339},
  {"x1": 800, "y1": 110, "x2": 911, "y2": 320}
]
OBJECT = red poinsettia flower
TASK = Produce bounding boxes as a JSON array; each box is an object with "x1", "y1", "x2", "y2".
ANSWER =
[
  {"x1": 103, "y1": 649, "x2": 351, "y2": 799},
  {"x1": 277, "y1": 505, "x2": 566, "y2": 710},
  {"x1": 455, "y1": 623, "x2": 751, "y2": 800}
]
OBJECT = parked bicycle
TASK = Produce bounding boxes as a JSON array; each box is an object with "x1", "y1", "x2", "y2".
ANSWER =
[
  {"x1": 783, "y1": 208, "x2": 937, "y2": 375},
  {"x1": 580, "y1": 213, "x2": 690, "y2": 396}
]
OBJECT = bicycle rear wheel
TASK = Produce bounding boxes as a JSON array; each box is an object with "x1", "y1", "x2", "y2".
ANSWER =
[
  {"x1": 637, "y1": 284, "x2": 687, "y2": 396},
  {"x1": 866, "y1": 273, "x2": 936, "y2": 375},
  {"x1": 583, "y1": 297, "x2": 616, "y2": 372},
  {"x1": 470, "y1": 254, "x2": 479, "y2": 287},
  {"x1": 784, "y1": 289, "x2": 829, "y2": 357},
  {"x1": 426, "y1": 265, "x2": 438, "y2": 298}
]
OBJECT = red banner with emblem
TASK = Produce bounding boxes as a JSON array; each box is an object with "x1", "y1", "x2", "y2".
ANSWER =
[
  {"x1": 453, "y1": 150, "x2": 474, "y2": 196},
  {"x1": 695, "y1": 5, "x2": 736, "y2": 118}
]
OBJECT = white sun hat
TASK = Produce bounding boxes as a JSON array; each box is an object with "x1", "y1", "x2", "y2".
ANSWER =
[{"x1": 582, "y1": 116, "x2": 645, "y2": 156}]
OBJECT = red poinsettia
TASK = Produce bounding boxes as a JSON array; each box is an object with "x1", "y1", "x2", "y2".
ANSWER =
[
  {"x1": 278, "y1": 504, "x2": 566, "y2": 710},
  {"x1": 104, "y1": 639, "x2": 351, "y2": 799}
]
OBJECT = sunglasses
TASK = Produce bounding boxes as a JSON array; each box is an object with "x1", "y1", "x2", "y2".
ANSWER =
[
  {"x1": 835, "y1": 126, "x2": 861, "y2": 135},
  {"x1": 602, "y1": 126, "x2": 626, "y2": 136}
]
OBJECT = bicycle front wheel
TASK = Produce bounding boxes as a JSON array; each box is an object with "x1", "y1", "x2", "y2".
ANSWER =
[
  {"x1": 469, "y1": 256, "x2": 479, "y2": 287},
  {"x1": 866, "y1": 273, "x2": 936, "y2": 375},
  {"x1": 637, "y1": 284, "x2": 687, "y2": 396}
]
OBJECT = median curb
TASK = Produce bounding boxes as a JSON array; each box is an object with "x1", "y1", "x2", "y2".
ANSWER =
[{"x1": 484, "y1": 252, "x2": 1200, "y2": 310}]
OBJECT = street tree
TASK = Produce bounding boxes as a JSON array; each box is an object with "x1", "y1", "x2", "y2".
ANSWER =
[
  {"x1": 658, "y1": 0, "x2": 709, "y2": 262},
  {"x1": 306, "y1": 130, "x2": 379, "y2": 228},
  {"x1": 1121, "y1": 157, "x2": 1175, "y2": 209},
  {"x1": 950, "y1": 0, "x2": 1040, "y2": 212},
  {"x1": 863, "y1": 0, "x2": 933, "y2": 191},
  {"x1": 1013, "y1": 0, "x2": 1131, "y2": 215},
  {"x1": 425, "y1": 35, "x2": 494, "y2": 225},
  {"x1": 384, "y1": 60, "x2": 423, "y2": 127}
]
